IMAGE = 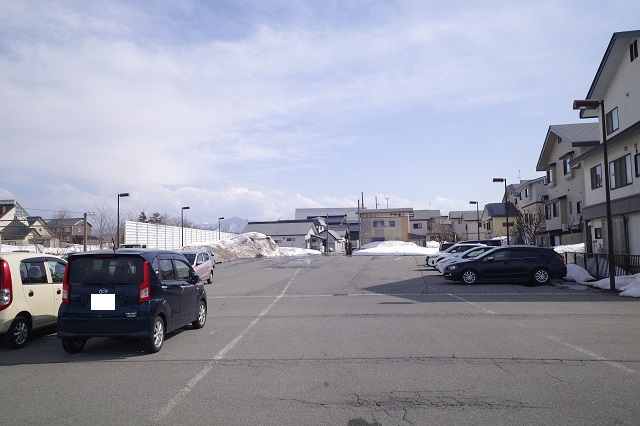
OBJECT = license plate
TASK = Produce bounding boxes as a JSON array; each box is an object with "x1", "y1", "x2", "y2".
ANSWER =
[{"x1": 91, "y1": 294, "x2": 115, "y2": 310}]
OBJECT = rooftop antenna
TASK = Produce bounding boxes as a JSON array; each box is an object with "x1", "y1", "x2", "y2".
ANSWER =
[{"x1": 385, "y1": 194, "x2": 390, "y2": 209}]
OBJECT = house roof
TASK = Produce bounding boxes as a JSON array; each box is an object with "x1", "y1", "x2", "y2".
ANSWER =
[
  {"x1": 412, "y1": 210, "x2": 441, "y2": 220},
  {"x1": 580, "y1": 30, "x2": 640, "y2": 119},
  {"x1": 536, "y1": 123, "x2": 600, "y2": 170},
  {"x1": 1, "y1": 219, "x2": 41, "y2": 240},
  {"x1": 485, "y1": 202, "x2": 520, "y2": 218},
  {"x1": 47, "y1": 218, "x2": 93, "y2": 227},
  {"x1": 243, "y1": 220, "x2": 320, "y2": 237},
  {"x1": 449, "y1": 210, "x2": 480, "y2": 221}
]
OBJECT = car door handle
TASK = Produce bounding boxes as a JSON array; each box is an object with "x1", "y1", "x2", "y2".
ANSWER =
[
  {"x1": 29, "y1": 290, "x2": 34, "y2": 297},
  {"x1": 161, "y1": 285, "x2": 168, "y2": 289}
]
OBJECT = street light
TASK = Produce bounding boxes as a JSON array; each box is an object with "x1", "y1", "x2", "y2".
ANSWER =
[
  {"x1": 469, "y1": 201, "x2": 480, "y2": 239},
  {"x1": 492, "y1": 178, "x2": 509, "y2": 244},
  {"x1": 574, "y1": 98, "x2": 616, "y2": 291},
  {"x1": 116, "y1": 192, "x2": 130, "y2": 248},
  {"x1": 218, "y1": 217, "x2": 224, "y2": 241},
  {"x1": 181, "y1": 206, "x2": 190, "y2": 247}
]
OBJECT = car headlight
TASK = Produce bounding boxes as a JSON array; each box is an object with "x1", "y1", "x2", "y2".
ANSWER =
[{"x1": 446, "y1": 265, "x2": 458, "y2": 270}]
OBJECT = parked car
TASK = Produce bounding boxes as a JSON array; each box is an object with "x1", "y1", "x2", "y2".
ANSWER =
[
  {"x1": 0, "y1": 252, "x2": 67, "y2": 349},
  {"x1": 57, "y1": 249, "x2": 207, "y2": 353},
  {"x1": 426, "y1": 243, "x2": 484, "y2": 267},
  {"x1": 181, "y1": 249, "x2": 214, "y2": 283},
  {"x1": 443, "y1": 245, "x2": 567, "y2": 285},
  {"x1": 435, "y1": 245, "x2": 496, "y2": 273}
]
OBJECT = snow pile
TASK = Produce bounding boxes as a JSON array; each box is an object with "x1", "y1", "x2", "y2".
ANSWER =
[
  {"x1": 353, "y1": 240, "x2": 438, "y2": 256},
  {"x1": 183, "y1": 232, "x2": 320, "y2": 263}
]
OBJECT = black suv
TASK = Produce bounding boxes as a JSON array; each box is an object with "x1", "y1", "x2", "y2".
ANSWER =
[
  {"x1": 442, "y1": 245, "x2": 567, "y2": 285},
  {"x1": 57, "y1": 249, "x2": 207, "y2": 353}
]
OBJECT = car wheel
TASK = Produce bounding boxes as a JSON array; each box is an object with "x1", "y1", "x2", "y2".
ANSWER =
[
  {"x1": 62, "y1": 337, "x2": 86, "y2": 353},
  {"x1": 192, "y1": 300, "x2": 207, "y2": 329},
  {"x1": 146, "y1": 316, "x2": 165, "y2": 353},
  {"x1": 207, "y1": 270, "x2": 213, "y2": 284},
  {"x1": 4, "y1": 316, "x2": 30, "y2": 349},
  {"x1": 461, "y1": 269, "x2": 478, "y2": 284},
  {"x1": 532, "y1": 267, "x2": 550, "y2": 285}
]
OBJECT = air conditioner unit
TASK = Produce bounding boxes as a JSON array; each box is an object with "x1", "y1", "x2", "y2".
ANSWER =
[{"x1": 543, "y1": 177, "x2": 548, "y2": 185}]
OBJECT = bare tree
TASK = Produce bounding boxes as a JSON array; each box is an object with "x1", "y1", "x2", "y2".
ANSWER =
[
  {"x1": 53, "y1": 209, "x2": 71, "y2": 247},
  {"x1": 90, "y1": 197, "x2": 115, "y2": 249},
  {"x1": 515, "y1": 206, "x2": 546, "y2": 245}
]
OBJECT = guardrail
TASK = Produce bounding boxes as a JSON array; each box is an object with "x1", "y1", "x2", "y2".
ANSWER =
[{"x1": 563, "y1": 252, "x2": 640, "y2": 279}]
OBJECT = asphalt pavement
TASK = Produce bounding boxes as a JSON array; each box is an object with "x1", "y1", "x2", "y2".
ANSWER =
[{"x1": 2, "y1": 254, "x2": 639, "y2": 426}]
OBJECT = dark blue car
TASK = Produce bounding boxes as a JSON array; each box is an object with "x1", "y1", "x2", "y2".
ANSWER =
[{"x1": 57, "y1": 249, "x2": 207, "y2": 353}]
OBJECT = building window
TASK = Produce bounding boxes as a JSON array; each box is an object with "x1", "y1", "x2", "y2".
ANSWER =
[
  {"x1": 546, "y1": 167, "x2": 554, "y2": 185},
  {"x1": 590, "y1": 164, "x2": 602, "y2": 189},
  {"x1": 577, "y1": 201, "x2": 582, "y2": 214},
  {"x1": 486, "y1": 222, "x2": 491, "y2": 231},
  {"x1": 413, "y1": 223, "x2": 422, "y2": 229},
  {"x1": 606, "y1": 107, "x2": 619, "y2": 135},
  {"x1": 373, "y1": 220, "x2": 384, "y2": 228},
  {"x1": 286, "y1": 237, "x2": 295, "y2": 241},
  {"x1": 569, "y1": 202, "x2": 573, "y2": 214},
  {"x1": 635, "y1": 153, "x2": 640, "y2": 177},
  {"x1": 552, "y1": 202, "x2": 558, "y2": 218},
  {"x1": 545, "y1": 205, "x2": 551, "y2": 220},
  {"x1": 631, "y1": 39, "x2": 638, "y2": 62},
  {"x1": 524, "y1": 188, "x2": 529, "y2": 198},
  {"x1": 594, "y1": 228, "x2": 602, "y2": 239},
  {"x1": 388, "y1": 220, "x2": 396, "y2": 228},
  {"x1": 563, "y1": 158, "x2": 571, "y2": 175},
  {"x1": 610, "y1": 154, "x2": 632, "y2": 189}
]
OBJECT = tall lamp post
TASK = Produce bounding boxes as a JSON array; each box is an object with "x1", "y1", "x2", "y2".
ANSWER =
[
  {"x1": 181, "y1": 206, "x2": 190, "y2": 247},
  {"x1": 218, "y1": 217, "x2": 224, "y2": 241},
  {"x1": 492, "y1": 178, "x2": 509, "y2": 244},
  {"x1": 469, "y1": 201, "x2": 480, "y2": 239},
  {"x1": 116, "y1": 192, "x2": 130, "y2": 248},
  {"x1": 574, "y1": 99, "x2": 616, "y2": 291}
]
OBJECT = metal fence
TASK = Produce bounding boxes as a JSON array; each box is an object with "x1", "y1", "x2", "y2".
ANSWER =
[
  {"x1": 563, "y1": 252, "x2": 640, "y2": 279},
  {"x1": 124, "y1": 221, "x2": 236, "y2": 250}
]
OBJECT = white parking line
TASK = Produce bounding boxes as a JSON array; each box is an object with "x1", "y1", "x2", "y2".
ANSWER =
[
  {"x1": 450, "y1": 293, "x2": 637, "y2": 375},
  {"x1": 153, "y1": 269, "x2": 299, "y2": 423}
]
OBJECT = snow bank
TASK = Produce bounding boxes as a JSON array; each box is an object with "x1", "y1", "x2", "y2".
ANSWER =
[
  {"x1": 183, "y1": 232, "x2": 321, "y2": 262},
  {"x1": 352, "y1": 240, "x2": 438, "y2": 256}
]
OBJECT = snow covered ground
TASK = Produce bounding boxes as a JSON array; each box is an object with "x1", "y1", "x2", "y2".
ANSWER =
[{"x1": 3, "y1": 237, "x2": 640, "y2": 298}]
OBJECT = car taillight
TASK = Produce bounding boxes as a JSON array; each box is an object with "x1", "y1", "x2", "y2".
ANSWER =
[
  {"x1": 62, "y1": 262, "x2": 70, "y2": 303},
  {"x1": 139, "y1": 261, "x2": 150, "y2": 302},
  {"x1": 557, "y1": 254, "x2": 565, "y2": 264},
  {"x1": 0, "y1": 260, "x2": 12, "y2": 311}
]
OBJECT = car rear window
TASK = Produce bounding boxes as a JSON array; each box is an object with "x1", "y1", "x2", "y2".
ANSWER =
[{"x1": 68, "y1": 255, "x2": 144, "y2": 285}]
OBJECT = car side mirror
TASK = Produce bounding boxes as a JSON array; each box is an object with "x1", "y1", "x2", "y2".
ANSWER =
[{"x1": 190, "y1": 271, "x2": 200, "y2": 283}]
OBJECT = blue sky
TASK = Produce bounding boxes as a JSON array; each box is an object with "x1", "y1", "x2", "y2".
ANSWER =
[{"x1": 1, "y1": 1, "x2": 638, "y2": 225}]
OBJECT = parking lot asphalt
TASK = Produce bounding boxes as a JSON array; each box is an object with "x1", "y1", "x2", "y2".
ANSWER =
[{"x1": 2, "y1": 254, "x2": 639, "y2": 426}]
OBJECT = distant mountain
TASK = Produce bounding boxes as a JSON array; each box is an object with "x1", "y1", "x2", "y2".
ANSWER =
[{"x1": 201, "y1": 217, "x2": 248, "y2": 233}]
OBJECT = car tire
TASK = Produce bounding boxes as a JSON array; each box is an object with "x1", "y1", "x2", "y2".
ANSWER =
[
  {"x1": 461, "y1": 269, "x2": 478, "y2": 284},
  {"x1": 532, "y1": 267, "x2": 550, "y2": 285},
  {"x1": 192, "y1": 300, "x2": 207, "y2": 329},
  {"x1": 4, "y1": 316, "x2": 30, "y2": 349},
  {"x1": 146, "y1": 316, "x2": 165, "y2": 353},
  {"x1": 207, "y1": 270, "x2": 213, "y2": 284},
  {"x1": 62, "y1": 337, "x2": 86, "y2": 353}
]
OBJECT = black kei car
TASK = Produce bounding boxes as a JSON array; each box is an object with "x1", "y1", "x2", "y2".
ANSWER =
[
  {"x1": 57, "y1": 249, "x2": 207, "y2": 353},
  {"x1": 442, "y1": 245, "x2": 567, "y2": 285}
]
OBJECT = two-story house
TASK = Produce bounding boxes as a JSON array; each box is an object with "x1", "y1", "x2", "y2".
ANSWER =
[
  {"x1": 409, "y1": 209, "x2": 441, "y2": 246},
  {"x1": 0, "y1": 200, "x2": 56, "y2": 247},
  {"x1": 358, "y1": 208, "x2": 413, "y2": 245},
  {"x1": 536, "y1": 124, "x2": 600, "y2": 246},
  {"x1": 509, "y1": 178, "x2": 547, "y2": 245},
  {"x1": 571, "y1": 30, "x2": 640, "y2": 255},
  {"x1": 449, "y1": 210, "x2": 482, "y2": 240}
]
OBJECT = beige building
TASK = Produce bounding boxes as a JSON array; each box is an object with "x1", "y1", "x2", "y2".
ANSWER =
[{"x1": 358, "y1": 208, "x2": 412, "y2": 245}]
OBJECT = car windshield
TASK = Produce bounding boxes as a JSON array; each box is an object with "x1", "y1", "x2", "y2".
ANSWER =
[{"x1": 67, "y1": 255, "x2": 144, "y2": 285}]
